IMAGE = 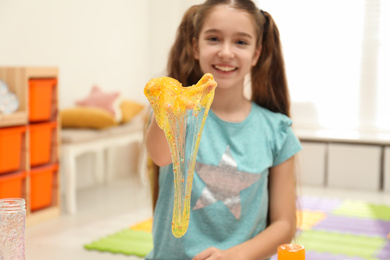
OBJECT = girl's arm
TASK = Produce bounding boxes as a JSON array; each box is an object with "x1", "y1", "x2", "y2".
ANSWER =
[
  {"x1": 193, "y1": 156, "x2": 297, "y2": 260},
  {"x1": 145, "y1": 114, "x2": 173, "y2": 166}
]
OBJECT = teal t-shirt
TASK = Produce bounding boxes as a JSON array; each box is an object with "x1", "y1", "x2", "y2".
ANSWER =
[{"x1": 146, "y1": 102, "x2": 302, "y2": 260}]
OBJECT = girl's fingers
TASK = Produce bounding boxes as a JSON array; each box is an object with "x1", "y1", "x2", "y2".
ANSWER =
[
  {"x1": 193, "y1": 247, "x2": 214, "y2": 260},
  {"x1": 193, "y1": 247, "x2": 225, "y2": 260}
]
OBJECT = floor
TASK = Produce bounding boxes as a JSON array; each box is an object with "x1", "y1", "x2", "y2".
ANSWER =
[
  {"x1": 25, "y1": 171, "x2": 390, "y2": 260},
  {"x1": 26, "y1": 171, "x2": 153, "y2": 260}
]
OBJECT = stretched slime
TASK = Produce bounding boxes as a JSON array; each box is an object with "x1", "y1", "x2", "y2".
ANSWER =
[{"x1": 144, "y1": 73, "x2": 217, "y2": 238}]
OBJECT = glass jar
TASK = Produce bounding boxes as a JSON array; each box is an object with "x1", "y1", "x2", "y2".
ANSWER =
[{"x1": 0, "y1": 198, "x2": 26, "y2": 260}]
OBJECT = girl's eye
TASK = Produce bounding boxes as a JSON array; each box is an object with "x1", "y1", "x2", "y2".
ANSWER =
[
  {"x1": 236, "y1": 40, "x2": 248, "y2": 45},
  {"x1": 207, "y1": 36, "x2": 219, "y2": 42}
]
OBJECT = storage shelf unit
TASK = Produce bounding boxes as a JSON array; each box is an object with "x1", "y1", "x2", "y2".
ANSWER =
[
  {"x1": 0, "y1": 67, "x2": 60, "y2": 226},
  {"x1": 296, "y1": 129, "x2": 390, "y2": 192}
]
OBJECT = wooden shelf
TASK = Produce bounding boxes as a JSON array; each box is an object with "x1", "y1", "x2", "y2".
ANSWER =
[
  {"x1": 0, "y1": 67, "x2": 61, "y2": 225},
  {"x1": 0, "y1": 111, "x2": 27, "y2": 127}
]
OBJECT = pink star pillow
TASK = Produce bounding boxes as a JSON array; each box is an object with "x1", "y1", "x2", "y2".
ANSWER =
[{"x1": 76, "y1": 86, "x2": 122, "y2": 122}]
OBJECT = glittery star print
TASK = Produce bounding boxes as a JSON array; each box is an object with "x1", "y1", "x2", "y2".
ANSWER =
[{"x1": 193, "y1": 146, "x2": 261, "y2": 219}]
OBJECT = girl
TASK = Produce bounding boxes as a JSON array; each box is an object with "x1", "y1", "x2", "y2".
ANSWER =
[{"x1": 145, "y1": 0, "x2": 302, "y2": 259}]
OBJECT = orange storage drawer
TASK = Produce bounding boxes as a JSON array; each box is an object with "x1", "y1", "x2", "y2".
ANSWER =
[
  {"x1": 30, "y1": 164, "x2": 58, "y2": 211},
  {"x1": 29, "y1": 78, "x2": 56, "y2": 122},
  {"x1": 0, "y1": 126, "x2": 26, "y2": 174},
  {"x1": 29, "y1": 121, "x2": 57, "y2": 167},
  {"x1": 0, "y1": 171, "x2": 26, "y2": 199}
]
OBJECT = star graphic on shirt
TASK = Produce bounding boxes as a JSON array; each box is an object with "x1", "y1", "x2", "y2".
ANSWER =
[{"x1": 192, "y1": 146, "x2": 261, "y2": 219}]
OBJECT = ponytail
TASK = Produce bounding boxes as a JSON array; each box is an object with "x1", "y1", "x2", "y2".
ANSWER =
[
  {"x1": 167, "y1": 5, "x2": 203, "y2": 86},
  {"x1": 251, "y1": 10, "x2": 290, "y2": 117}
]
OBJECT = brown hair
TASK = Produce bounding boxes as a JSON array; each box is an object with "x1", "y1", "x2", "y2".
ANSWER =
[{"x1": 150, "y1": 0, "x2": 291, "y2": 210}]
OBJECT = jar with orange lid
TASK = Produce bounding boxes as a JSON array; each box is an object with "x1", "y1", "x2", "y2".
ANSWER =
[{"x1": 278, "y1": 244, "x2": 305, "y2": 260}]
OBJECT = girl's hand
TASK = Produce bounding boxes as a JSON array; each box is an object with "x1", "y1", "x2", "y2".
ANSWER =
[{"x1": 192, "y1": 247, "x2": 242, "y2": 260}]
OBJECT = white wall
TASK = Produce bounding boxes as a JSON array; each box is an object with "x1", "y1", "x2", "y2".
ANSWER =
[
  {"x1": 0, "y1": 0, "x2": 205, "y2": 188},
  {"x1": 0, "y1": 0, "x2": 150, "y2": 108},
  {"x1": 148, "y1": 0, "x2": 204, "y2": 77},
  {"x1": 0, "y1": 0, "x2": 205, "y2": 108}
]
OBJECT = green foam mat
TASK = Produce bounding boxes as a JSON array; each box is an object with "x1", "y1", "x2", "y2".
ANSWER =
[
  {"x1": 295, "y1": 229, "x2": 387, "y2": 259},
  {"x1": 84, "y1": 198, "x2": 390, "y2": 259},
  {"x1": 84, "y1": 229, "x2": 153, "y2": 257},
  {"x1": 333, "y1": 200, "x2": 390, "y2": 221}
]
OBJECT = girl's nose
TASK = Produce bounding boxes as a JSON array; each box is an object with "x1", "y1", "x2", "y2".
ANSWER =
[{"x1": 218, "y1": 43, "x2": 234, "y2": 59}]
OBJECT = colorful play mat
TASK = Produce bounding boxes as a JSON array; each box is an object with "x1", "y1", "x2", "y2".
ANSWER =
[{"x1": 84, "y1": 196, "x2": 390, "y2": 259}]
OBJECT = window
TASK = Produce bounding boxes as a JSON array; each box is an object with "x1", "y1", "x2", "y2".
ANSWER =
[
  {"x1": 376, "y1": 0, "x2": 390, "y2": 130},
  {"x1": 258, "y1": 0, "x2": 389, "y2": 132}
]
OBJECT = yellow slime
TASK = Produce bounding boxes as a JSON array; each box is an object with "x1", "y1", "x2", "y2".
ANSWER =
[{"x1": 144, "y1": 73, "x2": 217, "y2": 238}]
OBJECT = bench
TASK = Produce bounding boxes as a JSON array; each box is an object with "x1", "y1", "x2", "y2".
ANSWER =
[{"x1": 61, "y1": 112, "x2": 147, "y2": 215}]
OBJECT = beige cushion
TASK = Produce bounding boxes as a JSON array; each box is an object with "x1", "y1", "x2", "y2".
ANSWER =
[
  {"x1": 60, "y1": 99, "x2": 146, "y2": 130},
  {"x1": 120, "y1": 100, "x2": 145, "y2": 123},
  {"x1": 60, "y1": 107, "x2": 118, "y2": 130}
]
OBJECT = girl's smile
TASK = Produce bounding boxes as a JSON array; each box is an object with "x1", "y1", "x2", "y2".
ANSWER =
[{"x1": 212, "y1": 64, "x2": 237, "y2": 73}]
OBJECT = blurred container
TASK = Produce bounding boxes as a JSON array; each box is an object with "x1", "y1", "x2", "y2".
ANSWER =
[
  {"x1": 0, "y1": 126, "x2": 26, "y2": 174},
  {"x1": 30, "y1": 164, "x2": 58, "y2": 211},
  {"x1": 29, "y1": 121, "x2": 57, "y2": 167},
  {"x1": 29, "y1": 78, "x2": 56, "y2": 122},
  {"x1": 0, "y1": 198, "x2": 26, "y2": 259},
  {"x1": 0, "y1": 172, "x2": 26, "y2": 199}
]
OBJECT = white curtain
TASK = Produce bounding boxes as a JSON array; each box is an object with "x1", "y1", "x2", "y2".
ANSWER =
[
  {"x1": 376, "y1": 0, "x2": 390, "y2": 131},
  {"x1": 258, "y1": 0, "x2": 390, "y2": 132}
]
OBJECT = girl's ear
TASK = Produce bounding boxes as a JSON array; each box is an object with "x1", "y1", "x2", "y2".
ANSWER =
[
  {"x1": 252, "y1": 45, "x2": 262, "y2": 66},
  {"x1": 193, "y1": 38, "x2": 200, "y2": 60}
]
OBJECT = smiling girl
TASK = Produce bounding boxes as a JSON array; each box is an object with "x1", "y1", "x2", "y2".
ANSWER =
[{"x1": 145, "y1": 1, "x2": 302, "y2": 259}]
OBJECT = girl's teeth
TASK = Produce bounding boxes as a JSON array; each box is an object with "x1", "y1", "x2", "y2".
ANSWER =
[{"x1": 215, "y1": 66, "x2": 235, "y2": 72}]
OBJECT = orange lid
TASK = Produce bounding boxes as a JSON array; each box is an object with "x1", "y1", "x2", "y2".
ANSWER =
[{"x1": 278, "y1": 244, "x2": 305, "y2": 260}]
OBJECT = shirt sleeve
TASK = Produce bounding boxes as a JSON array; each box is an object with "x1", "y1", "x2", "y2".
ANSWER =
[{"x1": 273, "y1": 118, "x2": 302, "y2": 166}]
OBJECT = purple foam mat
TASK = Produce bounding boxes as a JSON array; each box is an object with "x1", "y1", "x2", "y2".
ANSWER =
[
  {"x1": 377, "y1": 241, "x2": 390, "y2": 260},
  {"x1": 271, "y1": 197, "x2": 390, "y2": 260},
  {"x1": 313, "y1": 215, "x2": 390, "y2": 237},
  {"x1": 298, "y1": 196, "x2": 343, "y2": 213},
  {"x1": 305, "y1": 251, "x2": 367, "y2": 260},
  {"x1": 270, "y1": 251, "x2": 366, "y2": 260}
]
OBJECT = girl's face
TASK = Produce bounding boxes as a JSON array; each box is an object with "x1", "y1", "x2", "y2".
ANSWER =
[{"x1": 194, "y1": 5, "x2": 261, "y2": 90}]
